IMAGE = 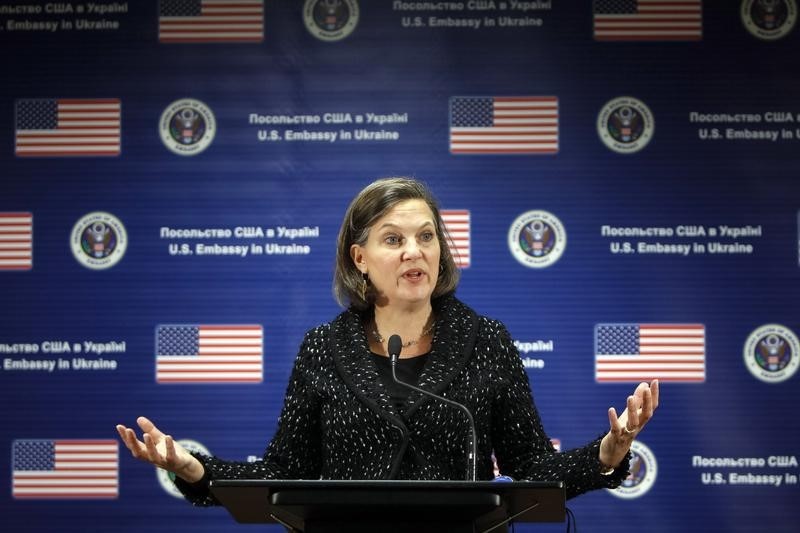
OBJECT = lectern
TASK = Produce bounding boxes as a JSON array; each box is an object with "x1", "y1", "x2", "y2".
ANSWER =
[{"x1": 210, "y1": 479, "x2": 565, "y2": 533}]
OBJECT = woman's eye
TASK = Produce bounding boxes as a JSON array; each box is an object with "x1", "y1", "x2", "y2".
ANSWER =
[
  {"x1": 385, "y1": 235, "x2": 400, "y2": 245},
  {"x1": 420, "y1": 231, "x2": 434, "y2": 242}
]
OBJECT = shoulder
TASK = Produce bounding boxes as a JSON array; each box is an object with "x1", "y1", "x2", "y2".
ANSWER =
[
  {"x1": 291, "y1": 321, "x2": 336, "y2": 375},
  {"x1": 299, "y1": 322, "x2": 330, "y2": 350},
  {"x1": 477, "y1": 315, "x2": 512, "y2": 340},
  {"x1": 299, "y1": 307, "x2": 361, "y2": 352},
  {"x1": 442, "y1": 299, "x2": 523, "y2": 378},
  {"x1": 475, "y1": 315, "x2": 516, "y2": 358},
  {"x1": 439, "y1": 295, "x2": 513, "y2": 346}
]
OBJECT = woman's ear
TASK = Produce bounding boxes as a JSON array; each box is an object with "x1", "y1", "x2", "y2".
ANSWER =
[{"x1": 350, "y1": 244, "x2": 367, "y2": 274}]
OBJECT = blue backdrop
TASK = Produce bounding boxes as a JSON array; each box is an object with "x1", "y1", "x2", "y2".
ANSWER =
[{"x1": 1, "y1": 1, "x2": 799, "y2": 531}]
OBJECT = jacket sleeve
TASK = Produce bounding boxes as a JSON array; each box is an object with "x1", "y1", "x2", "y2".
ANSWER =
[
  {"x1": 489, "y1": 324, "x2": 630, "y2": 499},
  {"x1": 174, "y1": 329, "x2": 324, "y2": 506}
]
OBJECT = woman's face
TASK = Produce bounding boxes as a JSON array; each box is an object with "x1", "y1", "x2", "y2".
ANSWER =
[{"x1": 350, "y1": 199, "x2": 441, "y2": 309}]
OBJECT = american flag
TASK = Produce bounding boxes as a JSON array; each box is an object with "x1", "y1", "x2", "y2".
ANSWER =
[
  {"x1": 15, "y1": 99, "x2": 121, "y2": 157},
  {"x1": 595, "y1": 323, "x2": 705, "y2": 382},
  {"x1": 441, "y1": 210, "x2": 470, "y2": 269},
  {"x1": 593, "y1": 0, "x2": 703, "y2": 41},
  {"x1": 159, "y1": 0, "x2": 264, "y2": 43},
  {"x1": 156, "y1": 324, "x2": 263, "y2": 383},
  {"x1": 0, "y1": 213, "x2": 32, "y2": 270},
  {"x1": 450, "y1": 96, "x2": 559, "y2": 154},
  {"x1": 12, "y1": 440, "x2": 118, "y2": 499}
]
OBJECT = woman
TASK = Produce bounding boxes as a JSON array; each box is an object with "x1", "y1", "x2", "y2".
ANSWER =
[{"x1": 117, "y1": 177, "x2": 658, "y2": 505}]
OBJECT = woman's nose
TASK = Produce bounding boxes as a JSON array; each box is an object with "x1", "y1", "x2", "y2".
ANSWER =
[{"x1": 402, "y1": 240, "x2": 422, "y2": 260}]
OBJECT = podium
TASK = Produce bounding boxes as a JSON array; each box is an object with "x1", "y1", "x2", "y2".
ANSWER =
[{"x1": 209, "y1": 479, "x2": 565, "y2": 533}]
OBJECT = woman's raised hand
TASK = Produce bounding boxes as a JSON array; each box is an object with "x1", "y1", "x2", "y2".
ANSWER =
[
  {"x1": 599, "y1": 380, "x2": 659, "y2": 470},
  {"x1": 116, "y1": 416, "x2": 205, "y2": 483}
]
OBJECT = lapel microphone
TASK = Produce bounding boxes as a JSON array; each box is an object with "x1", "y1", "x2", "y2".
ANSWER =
[{"x1": 387, "y1": 334, "x2": 477, "y2": 481}]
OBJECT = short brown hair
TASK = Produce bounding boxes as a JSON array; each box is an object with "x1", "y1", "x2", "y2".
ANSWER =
[{"x1": 333, "y1": 177, "x2": 460, "y2": 309}]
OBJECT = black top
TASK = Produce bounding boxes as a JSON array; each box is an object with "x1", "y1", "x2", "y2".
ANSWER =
[
  {"x1": 175, "y1": 295, "x2": 630, "y2": 505},
  {"x1": 370, "y1": 352, "x2": 429, "y2": 412}
]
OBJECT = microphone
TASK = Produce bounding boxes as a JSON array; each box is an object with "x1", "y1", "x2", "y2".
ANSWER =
[{"x1": 388, "y1": 334, "x2": 477, "y2": 481}]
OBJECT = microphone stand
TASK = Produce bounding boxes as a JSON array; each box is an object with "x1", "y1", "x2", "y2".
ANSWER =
[{"x1": 388, "y1": 334, "x2": 477, "y2": 481}]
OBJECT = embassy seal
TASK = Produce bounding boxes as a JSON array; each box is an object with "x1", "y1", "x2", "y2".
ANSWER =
[
  {"x1": 304, "y1": 0, "x2": 359, "y2": 41},
  {"x1": 607, "y1": 440, "x2": 658, "y2": 499},
  {"x1": 71, "y1": 212, "x2": 127, "y2": 269},
  {"x1": 741, "y1": 0, "x2": 796, "y2": 40},
  {"x1": 160, "y1": 98, "x2": 216, "y2": 156},
  {"x1": 743, "y1": 324, "x2": 799, "y2": 383},
  {"x1": 508, "y1": 210, "x2": 566, "y2": 268},
  {"x1": 597, "y1": 96, "x2": 654, "y2": 154}
]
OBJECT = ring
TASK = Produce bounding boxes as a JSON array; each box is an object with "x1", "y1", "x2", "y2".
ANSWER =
[{"x1": 623, "y1": 426, "x2": 636, "y2": 434}]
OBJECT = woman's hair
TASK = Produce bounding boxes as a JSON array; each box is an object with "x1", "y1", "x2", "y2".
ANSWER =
[{"x1": 333, "y1": 177, "x2": 460, "y2": 309}]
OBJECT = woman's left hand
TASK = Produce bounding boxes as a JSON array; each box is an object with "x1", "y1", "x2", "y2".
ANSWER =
[{"x1": 599, "y1": 379, "x2": 659, "y2": 470}]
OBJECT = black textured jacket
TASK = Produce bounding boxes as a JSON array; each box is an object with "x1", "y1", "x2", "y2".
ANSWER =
[{"x1": 176, "y1": 295, "x2": 629, "y2": 505}]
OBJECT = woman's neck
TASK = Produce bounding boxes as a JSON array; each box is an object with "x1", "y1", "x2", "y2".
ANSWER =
[{"x1": 370, "y1": 302, "x2": 434, "y2": 358}]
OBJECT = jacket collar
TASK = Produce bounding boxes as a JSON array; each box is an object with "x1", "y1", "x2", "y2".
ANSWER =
[{"x1": 330, "y1": 294, "x2": 478, "y2": 420}]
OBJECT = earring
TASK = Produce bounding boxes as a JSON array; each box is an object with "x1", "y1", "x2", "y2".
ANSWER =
[{"x1": 359, "y1": 273, "x2": 369, "y2": 301}]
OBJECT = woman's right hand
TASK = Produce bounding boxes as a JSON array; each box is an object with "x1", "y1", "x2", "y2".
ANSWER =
[{"x1": 116, "y1": 416, "x2": 205, "y2": 483}]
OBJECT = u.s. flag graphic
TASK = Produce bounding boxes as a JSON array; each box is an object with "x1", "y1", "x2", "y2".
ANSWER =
[
  {"x1": 442, "y1": 210, "x2": 470, "y2": 269},
  {"x1": 159, "y1": 0, "x2": 264, "y2": 43},
  {"x1": 595, "y1": 323, "x2": 706, "y2": 382},
  {"x1": 156, "y1": 324, "x2": 263, "y2": 383},
  {"x1": 593, "y1": 0, "x2": 703, "y2": 41},
  {"x1": 0, "y1": 213, "x2": 32, "y2": 270},
  {"x1": 15, "y1": 99, "x2": 121, "y2": 157},
  {"x1": 449, "y1": 96, "x2": 559, "y2": 154},
  {"x1": 12, "y1": 440, "x2": 118, "y2": 499}
]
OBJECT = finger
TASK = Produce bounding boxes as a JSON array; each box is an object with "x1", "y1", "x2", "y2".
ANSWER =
[
  {"x1": 116, "y1": 425, "x2": 136, "y2": 451},
  {"x1": 116, "y1": 425, "x2": 134, "y2": 450},
  {"x1": 121, "y1": 427, "x2": 138, "y2": 449},
  {"x1": 122, "y1": 428, "x2": 146, "y2": 458},
  {"x1": 144, "y1": 433, "x2": 162, "y2": 464},
  {"x1": 651, "y1": 379, "x2": 660, "y2": 409},
  {"x1": 626, "y1": 395, "x2": 639, "y2": 429},
  {"x1": 137, "y1": 416, "x2": 166, "y2": 440},
  {"x1": 633, "y1": 382, "x2": 648, "y2": 408},
  {"x1": 641, "y1": 387, "x2": 654, "y2": 422},
  {"x1": 608, "y1": 407, "x2": 623, "y2": 435},
  {"x1": 165, "y1": 435, "x2": 176, "y2": 465}
]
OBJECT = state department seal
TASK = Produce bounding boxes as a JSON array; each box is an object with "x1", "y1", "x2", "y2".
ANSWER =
[
  {"x1": 304, "y1": 0, "x2": 359, "y2": 41},
  {"x1": 607, "y1": 440, "x2": 657, "y2": 499},
  {"x1": 597, "y1": 96, "x2": 654, "y2": 154},
  {"x1": 159, "y1": 98, "x2": 216, "y2": 156},
  {"x1": 70, "y1": 212, "x2": 127, "y2": 270},
  {"x1": 743, "y1": 324, "x2": 799, "y2": 383},
  {"x1": 156, "y1": 439, "x2": 211, "y2": 498},
  {"x1": 741, "y1": 0, "x2": 797, "y2": 40},
  {"x1": 508, "y1": 210, "x2": 566, "y2": 268}
]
